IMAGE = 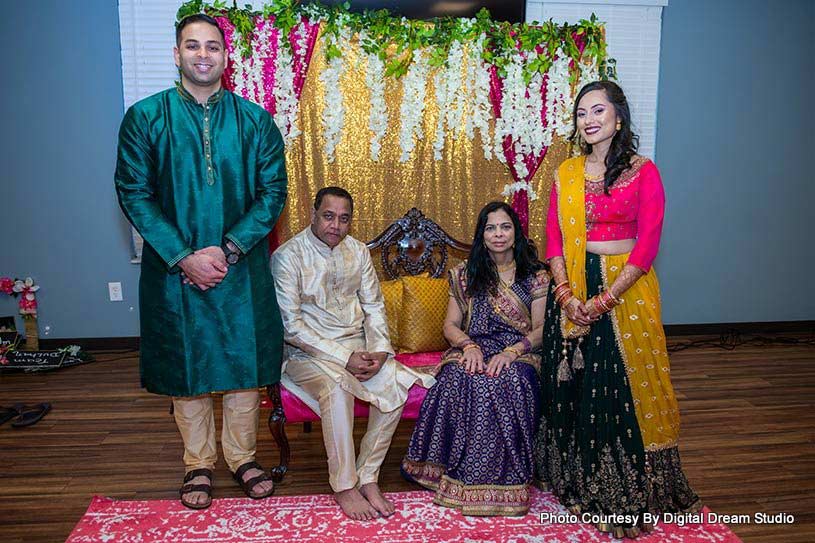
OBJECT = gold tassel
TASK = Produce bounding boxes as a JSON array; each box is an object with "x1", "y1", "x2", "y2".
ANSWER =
[
  {"x1": 557, "y1": 341, "x2": 572, "y2": 382},
  {"x1": 572, "y1": 337, "x2": 584, "y2": 370}
]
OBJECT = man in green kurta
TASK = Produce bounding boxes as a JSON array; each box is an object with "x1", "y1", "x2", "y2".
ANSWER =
[{"x1": 115, "y1": 14, "x2": 287, "y2": 510}]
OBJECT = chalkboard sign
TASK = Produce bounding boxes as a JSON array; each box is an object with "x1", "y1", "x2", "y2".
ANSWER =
[
  {"x1": 0, "y1": 331, "x2": 19, "y2": 350},
  {"x1": 4, "y1": 350, "x2": 67, "y2": 370}
]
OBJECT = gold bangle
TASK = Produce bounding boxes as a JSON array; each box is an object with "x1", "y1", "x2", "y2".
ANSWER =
[
  {"x1": 463, "y1": 343, "x2": 481, "y2": 351},
  {"x1": 504, "y1": 347, "x2": 523, "y2": 358}
]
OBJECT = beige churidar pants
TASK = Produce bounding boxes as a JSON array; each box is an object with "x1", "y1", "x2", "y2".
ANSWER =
[{"x1": 172, "y1": 388, "x2": 260, "y2": 473}]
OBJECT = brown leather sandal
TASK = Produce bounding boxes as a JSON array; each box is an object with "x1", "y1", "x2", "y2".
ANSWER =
[
  {"x1": 232, "y1": 461, "x2": 274, "y2": 499},
  {"x1": 179, "y1": 468, "x2": 213, "y2": 510}
]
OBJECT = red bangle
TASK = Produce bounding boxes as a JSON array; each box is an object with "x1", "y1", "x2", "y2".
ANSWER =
[{"x1": 557, "y1": 293, "x2": 574, "y2": 308}]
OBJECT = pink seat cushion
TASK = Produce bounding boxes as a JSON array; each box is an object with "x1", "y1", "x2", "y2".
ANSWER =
[{"x1": 263, "y1": 352, "x2": 444, "y2": 423}]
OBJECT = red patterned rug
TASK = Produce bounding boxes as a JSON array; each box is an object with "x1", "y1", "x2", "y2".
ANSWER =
[{"x1": 67, "y1": 488, "x2": 742, "y2": 542}]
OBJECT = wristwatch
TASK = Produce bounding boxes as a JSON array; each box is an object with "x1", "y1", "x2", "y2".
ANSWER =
[{"x1": 222, "y1": 239, "x2": 241, "y2": 265}]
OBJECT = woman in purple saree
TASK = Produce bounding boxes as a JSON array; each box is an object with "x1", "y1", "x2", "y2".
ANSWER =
[{"x1": 401, "y1": 202, "x2": 550, "y2": 516}]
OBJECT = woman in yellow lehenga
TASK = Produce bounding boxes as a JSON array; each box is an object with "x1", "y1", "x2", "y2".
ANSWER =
[{"x1": 534, "y1": 81, "x2": 700, "y2": 538}]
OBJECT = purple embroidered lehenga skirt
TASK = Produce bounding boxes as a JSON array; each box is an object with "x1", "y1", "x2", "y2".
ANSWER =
[{"x1": 401, "y1": 267, "x2": 544, "y2": 516}]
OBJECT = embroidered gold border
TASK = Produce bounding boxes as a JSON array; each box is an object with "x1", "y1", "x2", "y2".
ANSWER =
[{"x1": 434, "y1": 474, "x2": 531, "y2": 516}]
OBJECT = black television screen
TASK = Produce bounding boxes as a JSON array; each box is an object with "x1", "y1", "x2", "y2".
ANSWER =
[{"x1": 308, "y1": 1, "x2": 527, "y2": 23}]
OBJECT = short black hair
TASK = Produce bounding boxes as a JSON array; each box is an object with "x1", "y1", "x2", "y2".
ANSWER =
[
  {"x1": 176, "y1": 14, "x2": 226, "y2": 47},
  {"x1": 314, "y1": 187, "x2": 354, "y2": 213}
]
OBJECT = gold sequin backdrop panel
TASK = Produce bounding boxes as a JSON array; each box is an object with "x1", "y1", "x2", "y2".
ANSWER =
[{"x1": 280, "y1": 31, "x2": 571, "y2": 246}]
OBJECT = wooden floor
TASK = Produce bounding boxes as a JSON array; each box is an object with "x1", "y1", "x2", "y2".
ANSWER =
[{"x1": 0, "y1": 334, "x2": 812, "y2": 543}]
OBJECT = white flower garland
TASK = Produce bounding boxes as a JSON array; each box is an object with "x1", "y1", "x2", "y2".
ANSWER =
[
  {"x1": 272, "y1": 23, "x2": 300, "y2": 143},
  {"x1": 545, "y1": 49, "x2": 574, "y2": 139},
  {"x1": 432, "y1": 39, "x2": 467, "y2": 160},
  {"x1": 227, "y1": 16, "x2": 594, "y2": 168},
  {"x1": 501, "y1": 180, "x2": 538, "y2": 201},
  {"x1": 493, "y1": 53, "x2": 530, "y2": 175},
  {"x1": 248, "y1": 19, "x2": 271, "y2": 107},
  {"x1": 398, "y1": 49, "x2": 429, "y2": 162},
  {"x1": 444, "y1": 40, "x2": 466, "y2": 141},
  {"x1": 364, "y1": 44, "x2": 388, "y2": 161},
  {"x1": 432, "y1": 68, "x2": 449, "y2": 160},
  {"x1": 465, "y1": 34, "x2": 493, "y2": 160},
  {"x1": 318, "y1": 26, "x2": 350, "y2": 163},
  {"x1": 228, "y1": 28, "x2": 250, "y2": 100}
]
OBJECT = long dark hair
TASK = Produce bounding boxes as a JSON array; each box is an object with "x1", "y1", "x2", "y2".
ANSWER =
[
  {"x1": 570, "y1": 81, "x2": 639, "y2": 195},
  {"x1": 465, "y1": 202, "x2": 544, "y2": 297}
]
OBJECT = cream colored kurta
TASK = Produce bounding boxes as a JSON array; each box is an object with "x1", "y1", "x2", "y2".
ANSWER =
[{"x1": 271, "y1": 227, "x2": 435, "y2": 415}]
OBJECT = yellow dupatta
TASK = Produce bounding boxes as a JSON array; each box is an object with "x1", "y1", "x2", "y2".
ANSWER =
[
  {"x1": 556, "y1": 155, "x2": 591, "y2": 340},
  {"x1": 557, "y1": 155, "x2": 680, "y2": 450}
]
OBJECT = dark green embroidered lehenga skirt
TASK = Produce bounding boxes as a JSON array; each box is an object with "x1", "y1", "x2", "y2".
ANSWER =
[{"x1": 534, "y1": 253, "x2": 700, "y2": 538}]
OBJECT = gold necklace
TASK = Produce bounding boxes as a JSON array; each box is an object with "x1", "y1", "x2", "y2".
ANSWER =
[
  {"x1": 584, "y1": 158, "x2": 605, "y2": 182},
  {"x1": 495, "y1": 260, "x2": 516, "y2": 273}
]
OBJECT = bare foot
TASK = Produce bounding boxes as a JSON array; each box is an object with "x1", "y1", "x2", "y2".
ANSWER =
[
  {"x1": 359, "y1": 483, "x2": 395, "y2": 517},
  {"x1": 334, "y1": 487, "x2": 378, "y2": 520}
]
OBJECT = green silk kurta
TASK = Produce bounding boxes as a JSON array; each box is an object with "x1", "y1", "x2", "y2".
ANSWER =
[{"x1": 115, "y1": 85, "x2": 287, "y2": 397}]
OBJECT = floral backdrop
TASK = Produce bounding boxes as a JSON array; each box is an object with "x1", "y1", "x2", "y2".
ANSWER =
[{"x1": 176, "y1": 0, "x2": 612, "y2": 245}]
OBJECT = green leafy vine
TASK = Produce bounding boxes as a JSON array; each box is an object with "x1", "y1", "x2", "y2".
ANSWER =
[{"x1": 176, "y1": 0, "x2": 612, "y2": 82}]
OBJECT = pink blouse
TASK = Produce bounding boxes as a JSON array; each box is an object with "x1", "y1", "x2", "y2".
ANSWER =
[{"x1": 545, "y1": 159, "x2": 665, "y2": 272}]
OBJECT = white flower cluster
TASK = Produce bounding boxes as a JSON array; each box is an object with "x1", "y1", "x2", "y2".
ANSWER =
[
  {"x1": 272, "y1": 23, "x2": 302, "y2": 143},
  {"x1": 228, "y1": 27, "x2": 250, "y2": 99},
  {"x1": 364, "y1": 46, "x2": 388, "y2": 161},
  {"x1": 544, "y1": 49, "x2": 574, "y2": 139},
  {"x1": 493, "y1": 53, "x2": 544, "y2": 178},
  {"x1": 228, "y1": 20, "x2": 269, "y2": 106},
  {"x1": 465, "y1": 34, "x2": 493, "y2": 160},
  {"x1": 318, "y1": 25, "x2": 351, "y2": 163},
  {"x1": 576, "y1": 57, "x2": 600, "y2": 99},
  {"x1": 432, "y1": 40, "x2": 466, "y2": 160},
  {"x1": 501, "y1": 181, "x2": 539, "y2": 201},
  {"x1": 431, "y1": 70, "x2": 449, "y2": 160},
  {"x1": 249, "y1": 20, "x2": 273, "y2": 106},
  {"x1": 398, "y1": 49, "x2": 429, "y2": 162}
]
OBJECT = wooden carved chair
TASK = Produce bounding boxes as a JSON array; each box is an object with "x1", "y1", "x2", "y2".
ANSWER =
[{"x1": 265, "y1": 208, "x2": 471, "y2": 482}]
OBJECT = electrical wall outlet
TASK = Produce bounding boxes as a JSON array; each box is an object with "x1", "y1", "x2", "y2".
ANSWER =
[{"x1": 108, "y1": 282, "x2": 123, "y2": 302}]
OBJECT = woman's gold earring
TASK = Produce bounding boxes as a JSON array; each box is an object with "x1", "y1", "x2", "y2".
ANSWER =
[{"x1": 616, "y1": 121, "x2": 622, "y2": 131}]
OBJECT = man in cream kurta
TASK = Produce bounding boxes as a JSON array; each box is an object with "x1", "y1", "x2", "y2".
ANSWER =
[{"x1": 271, "y1": 187, "x2": 434, "y2": 520}]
